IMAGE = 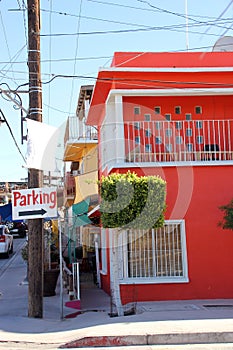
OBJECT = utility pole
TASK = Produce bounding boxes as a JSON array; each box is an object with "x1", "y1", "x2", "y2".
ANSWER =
[{"x1": 27, "y1": 0, "x2": 44, "y2": 318}]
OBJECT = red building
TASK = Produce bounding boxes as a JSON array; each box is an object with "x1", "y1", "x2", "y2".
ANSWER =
[{"x1": 86, "y1": 52, "x2": 233, "y2": 313}]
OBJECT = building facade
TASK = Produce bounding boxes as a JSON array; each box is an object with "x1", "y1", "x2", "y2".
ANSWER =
[{"x1": 86, "y1": 52, "x2": 233, "y2": 309}]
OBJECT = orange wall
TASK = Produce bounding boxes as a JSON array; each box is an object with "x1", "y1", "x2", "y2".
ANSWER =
[
  {"x1": 110, "y1": 165, "x2": 233, "y2": 301},
  {"x1": 123, "y1": 95, "x2": 233, "y2": 121}
]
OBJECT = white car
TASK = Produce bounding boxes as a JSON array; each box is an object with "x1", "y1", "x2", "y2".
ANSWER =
[{"x1": 0, "y1": 225, "x2": 13, "y2": 258}]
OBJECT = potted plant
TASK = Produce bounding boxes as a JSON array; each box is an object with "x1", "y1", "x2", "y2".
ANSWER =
[
  {"x1": 43, "y1": 220, "x2": 60, "y2": 297},
  {"x1": 21, "y1": 221, "x2": 60, "y2": 297}
]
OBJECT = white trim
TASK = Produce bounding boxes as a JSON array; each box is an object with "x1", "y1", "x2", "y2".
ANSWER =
[
  {"x1": 99, "y1": 67, "x2": 233, "y2": 73},
  {"x1": 118, "y1": 220, "x2": 189, "y2": 285},
  {"x1": 100, "y1": 228, "x2": 107, "y2": 275},
  {"x1": 88, "y1": 204, "x2": 100, "y2": 217},
  {"x1": 106, "y1": 88, "x2": 233, "y2": 101},
  {"x1": 108, "y1": 161, "x2": 233, "y2": 173},
  {"x1": 120, "y1": 277, "x2": 189, "y2": 284}
]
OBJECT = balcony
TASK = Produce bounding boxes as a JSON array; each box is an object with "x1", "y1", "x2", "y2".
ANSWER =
[
  {"x1": 64, "y1": 116, "x2": 97, "y2": 144},
  {"x1": 124, "y1": 119, "x2": 233, "y2": 164},
  {"x1": 64, "y1": 172, "x2": 75, "y2": 206},
  {"x1": 64, "y1": 116, "x2": 98, "y2": 162}
]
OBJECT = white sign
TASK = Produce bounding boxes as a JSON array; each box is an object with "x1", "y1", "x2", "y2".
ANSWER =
[{"x1": 12, "y1": 187, "x2": 57, "y2": 220}]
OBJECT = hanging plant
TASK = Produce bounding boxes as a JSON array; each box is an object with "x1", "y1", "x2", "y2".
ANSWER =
[
  {"x1": 99, "y1": 171, "x2": 166, "y2": 229},
  {"x1": 218, "y1": 199, "x2": 233, "y2": 230}
]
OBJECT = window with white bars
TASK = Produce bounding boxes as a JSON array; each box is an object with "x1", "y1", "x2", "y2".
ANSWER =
[{"x1": 119, "y1": 220, "x2": 188, "y2": 282}]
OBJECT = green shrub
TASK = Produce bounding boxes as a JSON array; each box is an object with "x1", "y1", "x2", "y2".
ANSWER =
[
  {"x1": 99, "y1": 171, "x2": 166, "y2": 229},
  {"x1": 219, "y1": 199, "x2": 233, "y2": 230}
]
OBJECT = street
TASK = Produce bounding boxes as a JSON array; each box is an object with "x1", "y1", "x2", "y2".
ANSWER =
[
  {"x1": 0, "y1": 236, "x2": 27, "y2": 279},
  {"x1": 0, "y1": 238, "x2": 232, "y2": 350}
]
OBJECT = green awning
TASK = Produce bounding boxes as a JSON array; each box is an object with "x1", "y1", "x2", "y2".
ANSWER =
[{"x1": 72, "y1": 198, "x2": 92, "y2": 227}]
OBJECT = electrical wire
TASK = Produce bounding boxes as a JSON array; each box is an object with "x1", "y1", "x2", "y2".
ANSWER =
[
  {"x1": 34, "y1": 73, "x2": 233, "y2": 90},
  {"x1": 0, "y1": 109, "x2": 26, "y2": 163},
  {"x1": 20, "y1": 0, "x2": 28, "y2": 47},
  {"x1": 68, "y1": 0, "x2": 83, "y2": 116},
  {"x1": 204, "y1": 0, "x2": 233, "y2": 36},
  {"x1": 0, "y1": 45, "x2": 27, "y2": 85},
  {"x1": 39, "y1": 6, "x2": 233, "y2": 37},
  {"x1": 0, "y1": 10, "x2": 17, "y2": 84},
  {"x1": 39, "y1": 21, "x2": 233, "y2": 38},
  {"x1": 47, "y1": 0, "x2": 53, "y2": 124}
]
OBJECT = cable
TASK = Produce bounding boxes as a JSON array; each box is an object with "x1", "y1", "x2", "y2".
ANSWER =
[
  {"x1": 0, "y1": 10, "x2": 17, "y2": 84},
  {"x1": 35, "y1": 73, "x2": 233, "y2": 90},
  {"x1": 0, "y1": 109, "x2": 26, "y2": 164},
  {"x1": 204, "y1": 0, "x2": 233, "y2": 36},
  {"x1": 0, "y1": 45, "x2": 27, "y2": 85},
  {"x1": 39, "y1": 21, "x2": 233, "y2": 38},
  {"x1": 68, "y1": 0, "x2": 83, "y2": 116},
  {"x1": 20, "y1": 0, "x2": 28, "y2": 47},
  {"x1": 47, "y1": 0, "x2": 53, "y2": 124}
]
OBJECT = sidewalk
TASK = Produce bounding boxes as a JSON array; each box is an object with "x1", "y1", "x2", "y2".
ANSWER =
[{"x1": 0, "y1": 250, "x2": 233, "y2": 349}]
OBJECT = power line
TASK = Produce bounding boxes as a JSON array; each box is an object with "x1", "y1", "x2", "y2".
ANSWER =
[
  {"x1": 39, "y1": 6, "x2": 233, "y2": 34},
  {"x1": 37, "y1": 73, "x2": 233, "y2": 89},
  {"x1": 68, "y1": 0, "x2": 83, "y2": 116},
  {"x1": 0, "y1": 109, "x2": 26, "y2": 163},
  {"x1": 204, "y1": 0, "x2": 233, "y2": 36}
]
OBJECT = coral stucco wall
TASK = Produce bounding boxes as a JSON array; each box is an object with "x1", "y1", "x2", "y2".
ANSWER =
[{"x1": 104, "y1": 165, "x2": 233, "y2": 302}]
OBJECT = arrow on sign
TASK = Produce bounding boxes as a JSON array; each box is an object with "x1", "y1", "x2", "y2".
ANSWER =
[{"x1": 18, "y1": 208, "x2": 47, "y2": 217}]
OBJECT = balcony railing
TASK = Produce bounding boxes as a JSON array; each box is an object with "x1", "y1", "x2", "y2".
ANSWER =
[
  {"x1": 124, "y1": 119, "x2": 233, "y2": 163},
  {"x1": 64, "y1": 116, "x2": 97, "y2": 145}
]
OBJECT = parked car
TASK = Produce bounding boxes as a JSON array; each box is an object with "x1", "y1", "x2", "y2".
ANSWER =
[
  {"x1": 6, "y1": 221, "x2": 28, "y2": 238},
  {"x1": 0, "y1": 225, "x2": 13, "y2": 258}
]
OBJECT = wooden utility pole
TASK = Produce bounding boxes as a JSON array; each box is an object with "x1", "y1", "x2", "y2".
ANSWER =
[{"x1": 27, "y1": 0, "x2": 44, "y2": 318}]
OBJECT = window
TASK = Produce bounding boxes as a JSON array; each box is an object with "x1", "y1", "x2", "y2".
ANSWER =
[
  {"x1": 155, "y1": 136, "x2": 162, "y2": 144},
  {"x1": 166, "y1": 128, "x2": 172, "y2": 137},
  {"x1": 145, "y1": 129, "x2": 151, "y2": 137},
  {"x1": 176, "y1": 121, "x2": 182, "y2": 130},
  {"x1": 145, "y1": 144, "x2": 152, "y2": 153},
  {"x1": 185, "y1": 113, "x2": 192, "y2": 121},
  {"x1": 186, "y1": 128, "x2": 192, "y2": 137},
  {"x1": 196, "y1": 121, "x2": 203, "y2": 129},
  {"x1": 134, "y1": 107, "x2": 140, "y2": 115},
  {"x1": 165, "y1": 114, "x2": 171, "y2": 121},
  {"x1": 176, "y1": 136, "x2": 183, "y2": 144},
  {"x1": 134, "y1": 122, "x2": 140, "y2": 130},
  {"x1": 156, "y1": 122, "x2": 161, "y2": 130},
  {"x1": 155, "y1": 106, "x2": 161, "y2": 114},
  {"x1": 166, "y1": 144, "x2": 172, "y2": 152},
  {"x1": 119, "y1": 220, "x2": 188, "y2": 281},
  {"x1": 186, "y1": 143, "x2": 193, "y2": 152},
  {"x1": 144, "y1": 114, "x2": 151, "y2": 121},
  {"x1": 195, "y1": 106, "x2": 202, "y2": 114},
  {"x1": 135, "y1": 136, "x2": 140, "y2": 144},
  {"x1": 197, "y1": 136, "x2": 203, "y2": 144},
  {"x1": 175, "y1": 106, "x2": 181, "y2": 114}
]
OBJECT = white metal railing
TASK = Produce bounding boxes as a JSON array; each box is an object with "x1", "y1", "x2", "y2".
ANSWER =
[
  {"x1": 66, "y1": 116, "x2": 97, "y2": 143},
  {"x1": 118, "y1": 221, "x2": 187, "y2": 280},
  {"x1": 125, "y1": 119, "x2": 233, "y2": 163},
  {"x1": 72, "y1": 262, "x2": 80, "y2": 300}
]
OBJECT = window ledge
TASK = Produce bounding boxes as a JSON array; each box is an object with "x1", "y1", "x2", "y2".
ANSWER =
[{"x1": 119, "y1": 277, "x2": 189, "y2": 284}]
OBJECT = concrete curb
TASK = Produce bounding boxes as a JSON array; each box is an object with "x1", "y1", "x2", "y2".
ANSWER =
[{"x1": 61, "y1": 331, "x2": 233, "y2": 348}]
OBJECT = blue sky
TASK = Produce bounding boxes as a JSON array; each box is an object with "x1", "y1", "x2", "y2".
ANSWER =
[{"x1": 0, "y1": 0, "x2": 232, "y2": 182}]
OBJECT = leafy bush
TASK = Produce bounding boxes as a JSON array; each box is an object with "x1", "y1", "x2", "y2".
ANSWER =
[
  {"x1": 218, "y1": 199, "x2": 233, "y2": 230},
  {"x1": 99, "y1": 171, "x2": 166, "y2": 229}
]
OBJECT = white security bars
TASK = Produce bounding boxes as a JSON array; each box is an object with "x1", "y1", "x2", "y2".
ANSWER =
[{"x1": 118, "y1": 220, "x2": 188, "y2": 283}]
